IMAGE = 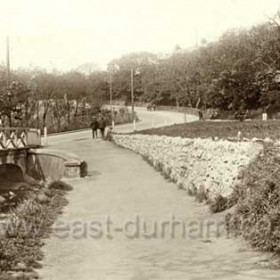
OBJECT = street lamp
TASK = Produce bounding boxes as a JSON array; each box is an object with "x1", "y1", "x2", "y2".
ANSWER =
[
  {"x1": 130, "y1": 68, "x2": 134, "y2": 116},
  {"x1": 109, "y1": 73, "x2": 113, "y2": 127},
  {"x1": 107, "y1": 63, "x2": 119, "y2": 129}
]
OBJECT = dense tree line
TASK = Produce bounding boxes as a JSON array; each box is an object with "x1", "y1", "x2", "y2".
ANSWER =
[
  {"x1": 108, "y1": 12, "x2": 280, "y2": 115},
  {"x1": 1, "y1": 11, "x2": 280, "y2": 128},
  {"x1": 0, "y1": 68, "x2": 109, "y2": 130}
]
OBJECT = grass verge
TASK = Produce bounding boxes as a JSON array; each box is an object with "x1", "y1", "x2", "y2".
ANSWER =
[
  {"x1": 0, "y1": 181, "x2": 73, "y2": 279},
  {"x1": 135, "y1": 120, "x2": 280, "y2": 140}
]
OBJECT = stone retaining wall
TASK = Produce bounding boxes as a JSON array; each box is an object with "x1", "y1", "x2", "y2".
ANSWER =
[
  {"x1": 113, "y1": 134, "x2": 262, "y2": 198},
  {"x1": 27, "y1": 149, "x2": 87, "y2": 181}
]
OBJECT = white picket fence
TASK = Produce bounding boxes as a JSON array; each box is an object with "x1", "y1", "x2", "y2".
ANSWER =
[{"x1": 0, "y1": 128, "x2": 41, "y2": 150}]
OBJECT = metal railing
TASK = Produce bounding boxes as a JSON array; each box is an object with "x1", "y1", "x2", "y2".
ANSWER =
[{"x1": 0, "y1": 127, "x2": 41, "y2": 150}]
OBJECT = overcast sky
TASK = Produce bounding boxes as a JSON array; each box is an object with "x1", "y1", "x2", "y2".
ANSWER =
[{"x1": 0, "y1": 0, "x2": 279, "y2": 71}]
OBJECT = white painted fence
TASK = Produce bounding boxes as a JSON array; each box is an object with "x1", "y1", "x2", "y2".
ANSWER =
[{"x1": 0, "y1": 128, "x2": 41, "y2": 150}]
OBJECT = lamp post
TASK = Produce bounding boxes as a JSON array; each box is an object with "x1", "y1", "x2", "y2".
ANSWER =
[
  {"x1": 107, "y1": 63, "x2": 119, "y2": 129},
  {"x1": 6, "y1": 36, "x2": 10, "y2": 90},
  {"x1": 6, "y1": 36, "x2": 12, "y2": 127},
  {"x1": 109, "y1": 73, "x2": 114, "y2": 128},
  {"x1": 130, "y1": 67, "x2": 140, "y2": 125},
  {"x1": 130, "y1": 68, "x2": 135, "y2": 116}
]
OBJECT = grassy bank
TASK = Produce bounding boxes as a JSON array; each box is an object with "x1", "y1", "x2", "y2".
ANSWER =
[
  {"x1": 136, "y1": 120, "x2": 280, "y2": 140},
  {"x1": 224, "y1": 145, "x2": 280, "y2": 257},
  {"x1": 0, "y1": 181, "x2": 72, "y2": 279}
]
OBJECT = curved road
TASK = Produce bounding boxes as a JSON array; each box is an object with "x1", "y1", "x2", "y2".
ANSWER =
[
  {"x1": 40, "y1": 109, "x2": 279, "y2": 280},
  {"x1": 47, "y1": 107, "x2": 197, "y2": 145},
  {"x1": 112, "y1": 107, "x2": 198, "y2": 133}
]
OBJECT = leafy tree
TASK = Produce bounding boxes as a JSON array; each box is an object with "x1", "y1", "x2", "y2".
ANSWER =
[{"x1": 108, "y1": 52, "x2": 159, "y2": 104}]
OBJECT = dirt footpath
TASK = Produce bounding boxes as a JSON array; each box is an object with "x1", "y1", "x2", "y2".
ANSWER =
[{"x1": 39, "y1": 138, "x2": 279, "y2": 280}]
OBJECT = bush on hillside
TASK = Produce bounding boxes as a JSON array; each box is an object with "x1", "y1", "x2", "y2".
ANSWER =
[
  {"x1": 208, "y1": 194, "x2": 229, "y2": 213},
  {"x1": 226, "y1": 144, "x2": 280, "y2": 253}
]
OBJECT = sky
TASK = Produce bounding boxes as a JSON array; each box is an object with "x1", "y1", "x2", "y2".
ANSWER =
[{"x1": 0, "y1": 0, "x2": 279, "y2": 72}]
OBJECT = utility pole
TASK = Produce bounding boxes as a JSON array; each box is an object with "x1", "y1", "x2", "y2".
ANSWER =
[
  {"x1": 6, "y1": 36, "x2": 10, "y2": 89},
  {"x1": 109, "y1": 73, "x2": 114, "y2": 128},
  {"x1": 6, "y1": 35, "x2": 12, "y2": 127},
  {"x1": 107, "y1": 63, "x2": 117, "y2": 129},
  {"x1": 130, "y1": 68, "x2": 135, "y2": 116}
]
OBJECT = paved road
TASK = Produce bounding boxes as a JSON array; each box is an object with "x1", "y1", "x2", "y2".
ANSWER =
[
  {"x1": 110, "y1": 106, "x2": 198, "y2": 133},
  {"x1": 47, "y1": 107, "x2": 197, "y2": 145},
  {"x1": 40, "y1": 109, "x2": 279, "y2": 280}
]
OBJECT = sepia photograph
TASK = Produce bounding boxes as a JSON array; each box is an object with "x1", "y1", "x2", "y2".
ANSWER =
[{"x1": 0, "y1": 0, "x2": 280, "y2": 279}]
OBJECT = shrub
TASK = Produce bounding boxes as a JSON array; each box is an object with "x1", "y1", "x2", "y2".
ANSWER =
[
  {"x1": 198, "y1": 186, "x2": 209, "y2": 202},
  {"x1": 208, "y1": 195, "x2": 228, "y2": 213},
  {"x1": 48, "y1": 181, "x2": 73, "y2": 191},
  {"x1": 0, "y1": 180, "x2": 72, "y2": 278}
]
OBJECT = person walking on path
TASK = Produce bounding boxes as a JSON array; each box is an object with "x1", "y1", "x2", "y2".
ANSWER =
[
  {"x1": 90, "y1": 117, "x2": 99, "y2": 139},
  {"x1": 98, "y1": 116, "x2": 107, "y2": 139}
]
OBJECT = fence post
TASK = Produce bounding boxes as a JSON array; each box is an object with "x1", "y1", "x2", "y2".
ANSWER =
[
  {"x1": 38, "y1": 129, "x2": 41, "y2": 146},
  {"x1": 44, "y1": 127, "x2": 48, "y2": 146},
  {"x1": 237, "y1": 131, "x2": 242, "y2": 141}
]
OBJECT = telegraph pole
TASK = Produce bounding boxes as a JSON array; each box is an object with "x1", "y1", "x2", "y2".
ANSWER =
[
  {"x1": 107, "y1": 63, "x2": 117, "y2": 129},
  {"x1": 6, "y1": 36, "x2": 10, "y2": 89},
  {"x1": 6, "y1": 36, "x2": 12, "y2": 126},
  {"x1": 109, "y1": 73, "x2": 114, "y2": 128}
]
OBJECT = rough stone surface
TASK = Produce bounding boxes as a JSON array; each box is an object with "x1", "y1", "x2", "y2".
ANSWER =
[
  {"x1": 14, "y1": 262, "x2": 27, "y2": 271},
  {"x1": 36, "y1": 193, "x2": 50, "y2": 204},
  {"x1": 113, "y1": 134, "x2": 262, "y2": 198}
]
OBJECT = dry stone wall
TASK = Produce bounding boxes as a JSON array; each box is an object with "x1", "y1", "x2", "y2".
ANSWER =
[{"x1": 113, "y1": 134, "x2": 262, "y2": 198}]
